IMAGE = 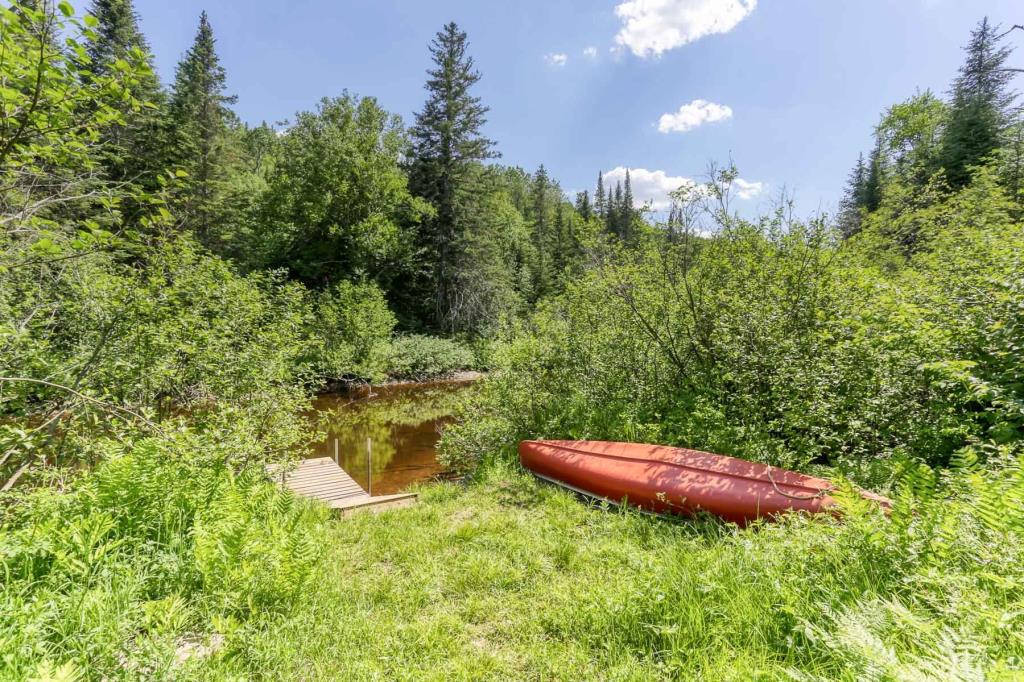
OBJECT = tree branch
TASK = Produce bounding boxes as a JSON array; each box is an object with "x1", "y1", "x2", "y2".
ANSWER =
[{"x1": 0, "y1": 377, "x2": 161, "y2": 430}]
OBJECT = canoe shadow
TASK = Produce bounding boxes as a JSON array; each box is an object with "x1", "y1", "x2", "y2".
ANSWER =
[{"x1": 495, "y1": 479, "x2": 546, "y2": 509}]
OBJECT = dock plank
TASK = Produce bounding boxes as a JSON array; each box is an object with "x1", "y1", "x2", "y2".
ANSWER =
[{"x1": 266, "y1": 457, "x2": 417, "y2": 515}]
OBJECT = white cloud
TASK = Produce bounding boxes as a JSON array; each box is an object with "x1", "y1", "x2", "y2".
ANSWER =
[
  {"x1": 614, "y1": 0, "x2": 757, "y2": 58},
  {"x1": 603, "y1": 166, "x2": 764, "y2": 209},
  {"x1": 545, "y1": 52, "x2": 568, "y2": 67},
  {"x1": 604, "y1": 167, "x2": 697, "y2": 211},
  {"x1": 583, "y1": 46, "x2": 598, "y2": 58},
  {"x1": 733, "y1": 177, "x2": 764, "y2": 199},
  {"x1": 657, "y1": 99, "x2": 733, "y2": 133}
]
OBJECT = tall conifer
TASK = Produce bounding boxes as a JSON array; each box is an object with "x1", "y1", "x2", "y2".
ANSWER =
[
  {"x1": 939, "y1": 18, "x2": 1017, "y2": 188},
  {"x1": 838, "y1": 153, "x2": 868, "y2": 237},
  {"x1": 408, "y1": 22, "x2": 498, "y2": 330},
  {"x1": 166, "y1": 11, "x2": 238, "y2": 239},
  {"x1": 85, "y1": 0, "x2": 164, "y2": 184}
]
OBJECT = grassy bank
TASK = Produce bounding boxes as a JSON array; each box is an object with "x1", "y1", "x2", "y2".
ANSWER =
[{"x1": 185, "y1": 462, "x2": 1022, "y2": 681}]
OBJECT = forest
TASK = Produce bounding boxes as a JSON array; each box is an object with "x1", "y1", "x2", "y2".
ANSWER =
[{"x1": 1, "y1": 1, "x2": 1023, "y2": 680}]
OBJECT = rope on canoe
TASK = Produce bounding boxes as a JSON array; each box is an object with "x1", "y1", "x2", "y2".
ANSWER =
[{"x1": 765, "y1": 465, "x2": 834, "y2": 501}]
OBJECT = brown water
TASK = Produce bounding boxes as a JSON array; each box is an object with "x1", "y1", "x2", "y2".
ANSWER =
[{"x1": 305, "y1": 380, "x2": 475, "y2": 495}]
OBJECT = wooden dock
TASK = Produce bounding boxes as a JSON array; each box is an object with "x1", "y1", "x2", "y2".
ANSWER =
[{"x1": 267, "y1": 457, "x2": 417, "y2": 515}]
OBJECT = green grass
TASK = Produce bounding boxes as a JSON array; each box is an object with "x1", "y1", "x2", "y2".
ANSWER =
[{"x1": 186, "y1": 463, "x2": 1023, "y2": 681}]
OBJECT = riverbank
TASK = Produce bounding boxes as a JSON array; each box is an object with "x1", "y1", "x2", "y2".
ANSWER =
[{"x1": 183, "y1": 463, "x2": 1021, "y2": 680}]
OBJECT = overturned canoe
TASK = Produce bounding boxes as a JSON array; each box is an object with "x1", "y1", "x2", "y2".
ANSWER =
[{"x1": 519, "y1": 440, "x2": 890, "y2": 526}]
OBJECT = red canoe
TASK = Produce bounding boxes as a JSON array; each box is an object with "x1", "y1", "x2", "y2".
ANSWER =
[{"x1": 519, "y1": 440, "x2": 890, "y2": 526}]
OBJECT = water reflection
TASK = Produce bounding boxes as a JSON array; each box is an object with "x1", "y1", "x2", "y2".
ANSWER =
[{"x1": 306, "y1": 380, "x2": 474, "y2": 495}]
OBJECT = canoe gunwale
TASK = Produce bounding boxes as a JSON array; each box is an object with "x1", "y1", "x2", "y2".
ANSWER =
[{"x1": 526, "y1": 440, "x2": 833, "y2": 497}]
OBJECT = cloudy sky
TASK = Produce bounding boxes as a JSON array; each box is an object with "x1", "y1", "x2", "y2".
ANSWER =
[{"x1": 134, "y1": 0, "x2": 1022, "y2": 217}]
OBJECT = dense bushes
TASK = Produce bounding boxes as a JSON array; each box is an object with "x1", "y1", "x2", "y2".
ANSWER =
[
  {"x1": 386, "y1": 334, "x2": 477, "y2": 381},
  {"x1": 306, "y1": 281, "x2": 397, "y2": 383},
  {"x1": 441, "y1": 169, "x2": 1024, "y2": 482}
]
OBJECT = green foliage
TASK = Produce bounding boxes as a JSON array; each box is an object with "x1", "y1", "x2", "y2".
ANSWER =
[
  {"x1": 306, "y1": 281, "x2": 397, "y2": 383},
  {"x1": 387, "y1": 334, "x2": 475, "y2": 381},
  {"x1": 3, "y1": 4, "x2": 1023, "y2": 680},
  {"x1": 255, "y1": 93, "x2": 430, "y2": 287},
  {"x1": 0, "y1": 431, "x2": 327, "y2": 679},
  {"x1": 82, "y1": 0, "x2": 166, "y2": 189},
  {"x1": 444, "y1": 168, "x2": 1024, "y2": 477}
]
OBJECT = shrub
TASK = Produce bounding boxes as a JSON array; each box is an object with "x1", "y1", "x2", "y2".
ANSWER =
[
  {"x1": 386, "y1": 334, "x2": 476, "y2": 381},
  {"x1": 441, "y1": 172, "x2": 1024, "y2": 479},
  {"x1": 306, "y1": 281, "x2": 396, "y2": 383}
]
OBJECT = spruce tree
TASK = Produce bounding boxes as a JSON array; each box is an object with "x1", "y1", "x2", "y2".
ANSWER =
[
  {"x1": 167, "y1": 11, "x2": 238, "y2": 240},
  {"x1": 595, "y1": 172, "x2": 605, "y2": 217},
  {"x1": 838, "y1": 153, "x2": 868, "y2": 237},
  {"x1": 863, "y1": 141, "x2": 885, "y2": 213},
  {"x1": 408, "y1": 22, "x2": 498, "y2": 330},
  {"x1": 553, "y1": 198, "x2": 567, "y2": 277},
  {"x1": 939, "y1": 18, "x2": 1017, "y2": 189},
  {"x1": 622, "y1": 169, "x2": 635, "y2": 240},
  {"x1": 609, "y1": 182, "x2": 624, "y2": 237},
  {"x1": 575, "y1": 190, "x2": 592, "y2": 221},
  {"x1": 84, "y1": 0, "x2": 165, "y2": 185},
  {"x1": 531, "y1": 165, "x2": 552, "y2": 299}
]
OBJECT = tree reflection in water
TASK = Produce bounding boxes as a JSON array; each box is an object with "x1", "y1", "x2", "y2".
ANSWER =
[{"x1": 306, "y1": 381, "x2": 475, "y2": 494}]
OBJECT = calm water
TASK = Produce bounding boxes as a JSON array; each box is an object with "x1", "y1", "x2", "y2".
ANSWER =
[{"x1": 305, "y1": 380, "x2": 474, "y2": 495}]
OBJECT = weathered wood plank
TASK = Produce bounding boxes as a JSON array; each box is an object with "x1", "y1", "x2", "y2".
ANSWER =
[{"x1": 267, "y1": 457, "x2": 417, "y2": 514}]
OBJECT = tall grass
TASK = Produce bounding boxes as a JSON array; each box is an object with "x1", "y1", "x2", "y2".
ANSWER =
[{"x1": 182, "y1": 460, "x2": 1023, "y2": 681}]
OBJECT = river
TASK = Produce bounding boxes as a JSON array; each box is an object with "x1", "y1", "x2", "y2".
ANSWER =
[{"x1": 305, "y1": 379, "x2": 476, "y2": 495}]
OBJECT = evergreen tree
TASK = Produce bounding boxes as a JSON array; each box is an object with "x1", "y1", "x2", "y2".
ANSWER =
[
  {"x1": 863, "y1": 141, "x2": 885, "y2": 213},
  {"x1": 622, "y1": 169, "x2": 635, "y2": 240},
  {"x1": 595, "y1": 171, "x2": 605, "y2": 217},
  {"x1": 84, "y1": 0, "x2": 165, "y2": 185},
  {"x1": 838, "y1": 153, "x2": 868, "y2": 237},
  {"x1": 553, "y1": 198, "x2": 567, "y2": 276},
  {"x1": 939, "y1": 18, "x2": 1017, "y2": 189},
  {"x1": 531, "y1": 165, "x2": 552, "y2": 299},
  {"x1": 408, "y1": 22, "x2": 498, "y2": 331},
  {"x1": 166, "y1": 11, "x2": 239, "y2": 240},
  {"x1": 575, "y1": 190, "x2": 592, "y2": 221},
  {"x1": 609, "y1": 182, "x2": 624, "y2": 237}
]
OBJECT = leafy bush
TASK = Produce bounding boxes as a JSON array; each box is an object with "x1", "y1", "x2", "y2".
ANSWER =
[
  {"x1": 442, "y1": 169, "x2": 1024, "y2": 479},
  {"x1": 305, "y1": 281, "x2": 397, "y2": 383},
  {"x1": 386, "y1": 334, "x2": 476, "y2": 381}
]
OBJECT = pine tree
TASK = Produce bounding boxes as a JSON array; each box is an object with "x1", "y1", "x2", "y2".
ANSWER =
[
  {"x1": 939, "y1": 18, "x2": 1017, "y2": 189},
  {"x1": 408, "y1": 22, "x2": 498, "y2": 330},
  {"x1": 553, "y1": 198, "x2": 567, "y2": 277},
  {"x1": 166, "y1": 11, "x2": 238, "y2": 240},
  {"x1": 595, "y1": 172, "x2": 605, "y2": 217},
  {"x1": 575, "y1": 190, "x2": 592, "y2": 221},
  {"x1": 838, "y1": 153, "x2": 868, "y2": 237},
  {"x1": 84, "y1": 0, "x2": 165, "y2": 185}
]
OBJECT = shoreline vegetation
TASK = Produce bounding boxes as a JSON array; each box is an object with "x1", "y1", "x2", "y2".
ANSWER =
[{"x1": 1, "y1": 2, "x2": 1023, "y2": 681}]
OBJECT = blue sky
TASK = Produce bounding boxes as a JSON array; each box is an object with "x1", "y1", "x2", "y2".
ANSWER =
[{"x1": 132, "y1": 0, "x2": 1022, "y2": 218}]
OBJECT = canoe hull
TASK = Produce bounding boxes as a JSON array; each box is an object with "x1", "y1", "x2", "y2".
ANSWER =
[{"x1": 519, "y1": 440, "x2": 889, "y2": 526}]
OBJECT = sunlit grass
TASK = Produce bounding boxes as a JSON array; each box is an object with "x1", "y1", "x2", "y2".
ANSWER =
[{"x1": 190, "y1": 463, "x2": 1023, "y2": 681}]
